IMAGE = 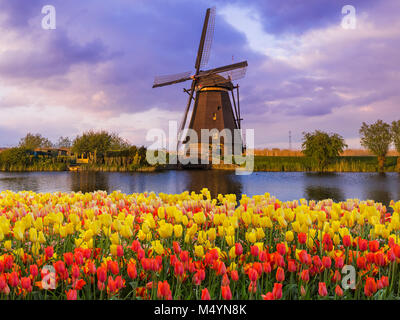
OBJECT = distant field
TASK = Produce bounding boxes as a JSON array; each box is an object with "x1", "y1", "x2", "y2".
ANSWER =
[
  {"x1": 253, "y1": 148, "x2": 400, "y2": 157},
  {"x1": 253, "y1": 155, "x2": 399, "y2": 172}
]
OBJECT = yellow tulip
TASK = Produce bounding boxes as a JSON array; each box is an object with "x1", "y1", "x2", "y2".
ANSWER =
[
  {"x1": 286, "y1": 230, "x2": 294, "y2": 242},
  {"x1": 194, "y1": 245, "x2": 204, "y2": 258}
]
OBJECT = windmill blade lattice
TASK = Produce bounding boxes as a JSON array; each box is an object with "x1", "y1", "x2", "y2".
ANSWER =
[
  {"x1": 153, "y1": 71, "x2": 192, "y2": 88},
  {"x1": 199, "y1": 6, "x2": 216, "y2": 70}
]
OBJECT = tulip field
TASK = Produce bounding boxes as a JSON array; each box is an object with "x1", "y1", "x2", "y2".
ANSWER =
[{"x1": 1, "y1": 188, "x2": 400, "y2": 300}]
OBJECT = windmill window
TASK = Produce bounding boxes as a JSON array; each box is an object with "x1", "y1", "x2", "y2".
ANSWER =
[
  {"x1": 212, "y1": 112, "x2": 217, "y2": 120},
  {"x1": 217, "y1": 106, "x2": 221, "y2": 110}
]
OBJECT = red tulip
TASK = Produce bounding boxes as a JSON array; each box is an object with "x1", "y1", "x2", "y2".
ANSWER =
[
  {"x1": 263, "y1": 262, "x2": 272, "y2": 273},
  {"x1": 131, "y1": 240, "x2": 141, "y2": 252},
  {"x1": 173, "y1": 241, "x2": 181, "y2": 254},
  {"x1": 86, "y1": 261, "x2": 96, "y2": 275},
  {"x1": 253, "y1": 262, "x2": 263, "y2": 275},
  {"x1": 64, "y1": 252, "x2": 74, "y2": 266},
  {"x1": 335, "y1": 256, "x2": 344, "y2": 269},
  {"x1": 323, "y1": 234, "x2": 333, "y2": 251},
  {"x1": 174, "y1": 261, "x2": 184, "y2": 277},
  {"x1": 127, "y1": 263, "x2": 137, "y2": 279},
  {"x1": 342, "y1": 235, "x2": 351, "y2": 247},
  {"x1": 393, "y1": 245, "x2": 400, "y2": 258},
  {"x1": 29, "y1": 264, "x2": 39, "y2": 278},
  {"x1": 74, "y1": 251, "x2": 84, "y2": 265},
  {"x1": 21, "y1": 277, "x2": 32, "y2": 292},
  {"x1": 364, "y1": 277, "x2": 377, "y2": 297},
  {"x1": 107, "y1": 276, "x2": 117, "y2": 294},
  {"x1": 180, "y1": 251, "x2": 189, "y2": 263},
  {"x1": 366, "y1": 252, "x2": 375, "y2": 264},
  {"x1": 217, "y1": 261, "x2": 226, "y2": 275},
  {"x1": 335, "y1": 285, "x2": 343, "y2": 297},
  {"x1": 259, "y1": 250, "x2": 267, "y2": 262},
  {"x1": 250, "y1": 245, "x2": 259, "y2": 257},
  {"x1": 97, "y1": 266, "x2": 107, "y2": 283},
  {"x1": 374, "y1": 252, "x2": 385, "y2": 267},
  {"x1": 262, "y1": 292, "x2": 274, "y2": 300},
  {"x1": 0, "y1": 275, "x2": 6, "y2": 291},
  {"x1": 322, "y1": 256, "x2": 331, "y2": 269},
  {"x1": 298, "y1": 233, "x2": 307, "y2": 244},
  {"x1": 357, "y1": 256, "x2": 367, "y2": 269},
  {"x1": 272, "y1": 283, "x2": 282, "y2": 299},
  {"x1": 72, "y1": 264, "x2": 80, "y2": 279},
  {"x1": 108, "y1": 260, "x2": 119, "y2": 275},
  {"x1": 318, "y1": 282, "x2": 328, "y2": 297},
  {"x1": 45, "y1": 246, "x2": 54, "y2": 259},
  {"x1": 235, "y1": 243, "x2": 243, "y2": 256},
  {"x1": 378, "y1": 276, "x2": 389, "y2": 289},
  {"x1": 72, "y1": 278, "x2": 86, "y2": 290},
  {"x1": 231, "y1": 270, "x2": 239, "y2": 282},
  {"x1": 201, "y1": 288, "x2": 211, "y2": 300},
  {"x1": 300, "y1": 269, "x2": 310, "y2": 282},
  {"x1": 288, "y1": 259, "x2": 297, "y2": 272},
  {"x1": 369, "y1": 240, "x2": 379, "y2": 253},
  {"x1": 116, "y1": 245, "x2": 124, "y2": 257},
  {"x1": 66, "y1": 289, "x2": 78, "y2": 300},
  {"x1": 359, "y1": 239, "x2": 368, "y2": 252},
  {"x1": 248, "y1": 281, "x2": 257, "y2": 293},
  {"x1": 115, "y1": 276, "x2": 125, "y2": 290},
  {"x1": 221, "y1": 285, "x2": 232, "y2": 300},
  {"x1": 312, "y1": 255, "x2": 322, "y2": 269},
  {"x1": 97, "y1": 280, "x2": 105, "y2": 291},
  {"x1": 222, "y1": 274, "x2": 230, "y2": 286},
  {"x1": 276, "y1": 243, "x2": 286, "y2": 256},
  {"x1": 276, "y1": 267, "x2": 285, "y2": 282},
  {"x1": 8, "y1": 271, "x2": 19, "y2": 287},
  {"x1": 331, "y1": 270, "x2": 341, "y2": 283},
  {"x1": 137, "y1": 248, "x2": 145, "y2": 260},
  {"x1": 248, "y1": 268, "x2": 258, "y2": 282}
]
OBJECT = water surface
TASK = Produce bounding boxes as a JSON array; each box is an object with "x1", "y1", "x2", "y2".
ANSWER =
[{"x1": 0, "y1": 171, "x2": 399, "y2": 206}]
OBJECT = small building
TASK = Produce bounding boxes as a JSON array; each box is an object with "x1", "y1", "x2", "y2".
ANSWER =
[{"x1": 33, "y1": 148, "x2": 72, "y2": 157}]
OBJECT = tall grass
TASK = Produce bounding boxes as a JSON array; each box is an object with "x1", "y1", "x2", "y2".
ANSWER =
[{"x1": 253, "y1": 156, "x2": 399, "y2": 172}]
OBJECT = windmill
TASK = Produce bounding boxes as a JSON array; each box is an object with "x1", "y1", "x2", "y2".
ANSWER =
[{"x1": 152, "y1": 7, "x2": 248, "y2": 161}]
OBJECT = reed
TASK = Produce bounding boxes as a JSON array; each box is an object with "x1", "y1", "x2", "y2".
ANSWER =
[{"x1": 253, "y1": 156, "x2": 399, "y2": 172}]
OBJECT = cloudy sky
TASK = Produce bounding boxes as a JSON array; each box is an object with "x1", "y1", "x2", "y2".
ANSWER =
[{"x1": 0, "y1": 0, "x2": 399, "y2": 149}]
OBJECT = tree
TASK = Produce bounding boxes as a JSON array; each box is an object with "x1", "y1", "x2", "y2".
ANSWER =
[
  {"x1": 0, "y1": 147, "x2": 31, "y2": 170},
  {"x1": 359, "y1": 120, "x2": 392, "y2": 172},
  {"x1": 301, "y1": 130, "x2": 347, "y2": 172},
  {"x1": 72, "y1": 130, "x2": 130, "y2": 164},
  {"x1": 391, "y1": 120, "x2": 400, "y2": 169},
  {"x1": 56, "y1": 136, "x2": 72, "y2": 149},
  {"x1": 18, "y1": 133, "x2": 53, "y2": 150},
  {"x1": 109, "y1": 132, "x2": 131, "y2": 150}
]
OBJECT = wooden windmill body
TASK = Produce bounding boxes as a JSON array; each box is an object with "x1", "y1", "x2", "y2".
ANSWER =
[{"x1": 152, "y1": 7, "x2": 247, "y2": 163}]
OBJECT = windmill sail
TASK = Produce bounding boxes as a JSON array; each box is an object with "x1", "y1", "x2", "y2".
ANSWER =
[
  {"x1": 199, "y1": 6, "x2": 216, "y2": 70},
  {"x1": 153, "y1": 71, "x2": 192, "y2": 88}
]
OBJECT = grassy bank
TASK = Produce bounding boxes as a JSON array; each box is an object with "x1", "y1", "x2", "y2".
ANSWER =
[{"x1": 253, "y1": 156, "x2": 400, "y2": 172}]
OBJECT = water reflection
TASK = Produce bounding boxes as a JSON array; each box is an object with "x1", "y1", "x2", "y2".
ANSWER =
[
  {"x1": 183, "y1": 170, "x2": 243, "y2": 199},
  {"x1": 0, "y1": 171, "x2": 399, "y2": 206},
  {"x1": 304, "y1": 186, "x2": 345, "y2": 202},
  {"x1": 70, "y1": 172, "x2": 109, "y2": 193},
  {"x1": 362, "y1": 173, "x2": 395, "y2": 205}
]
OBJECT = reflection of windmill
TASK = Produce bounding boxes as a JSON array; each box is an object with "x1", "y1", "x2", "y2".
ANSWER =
[{"x1": 152, "y1": 7, "x2": 247, "y2": 158}]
